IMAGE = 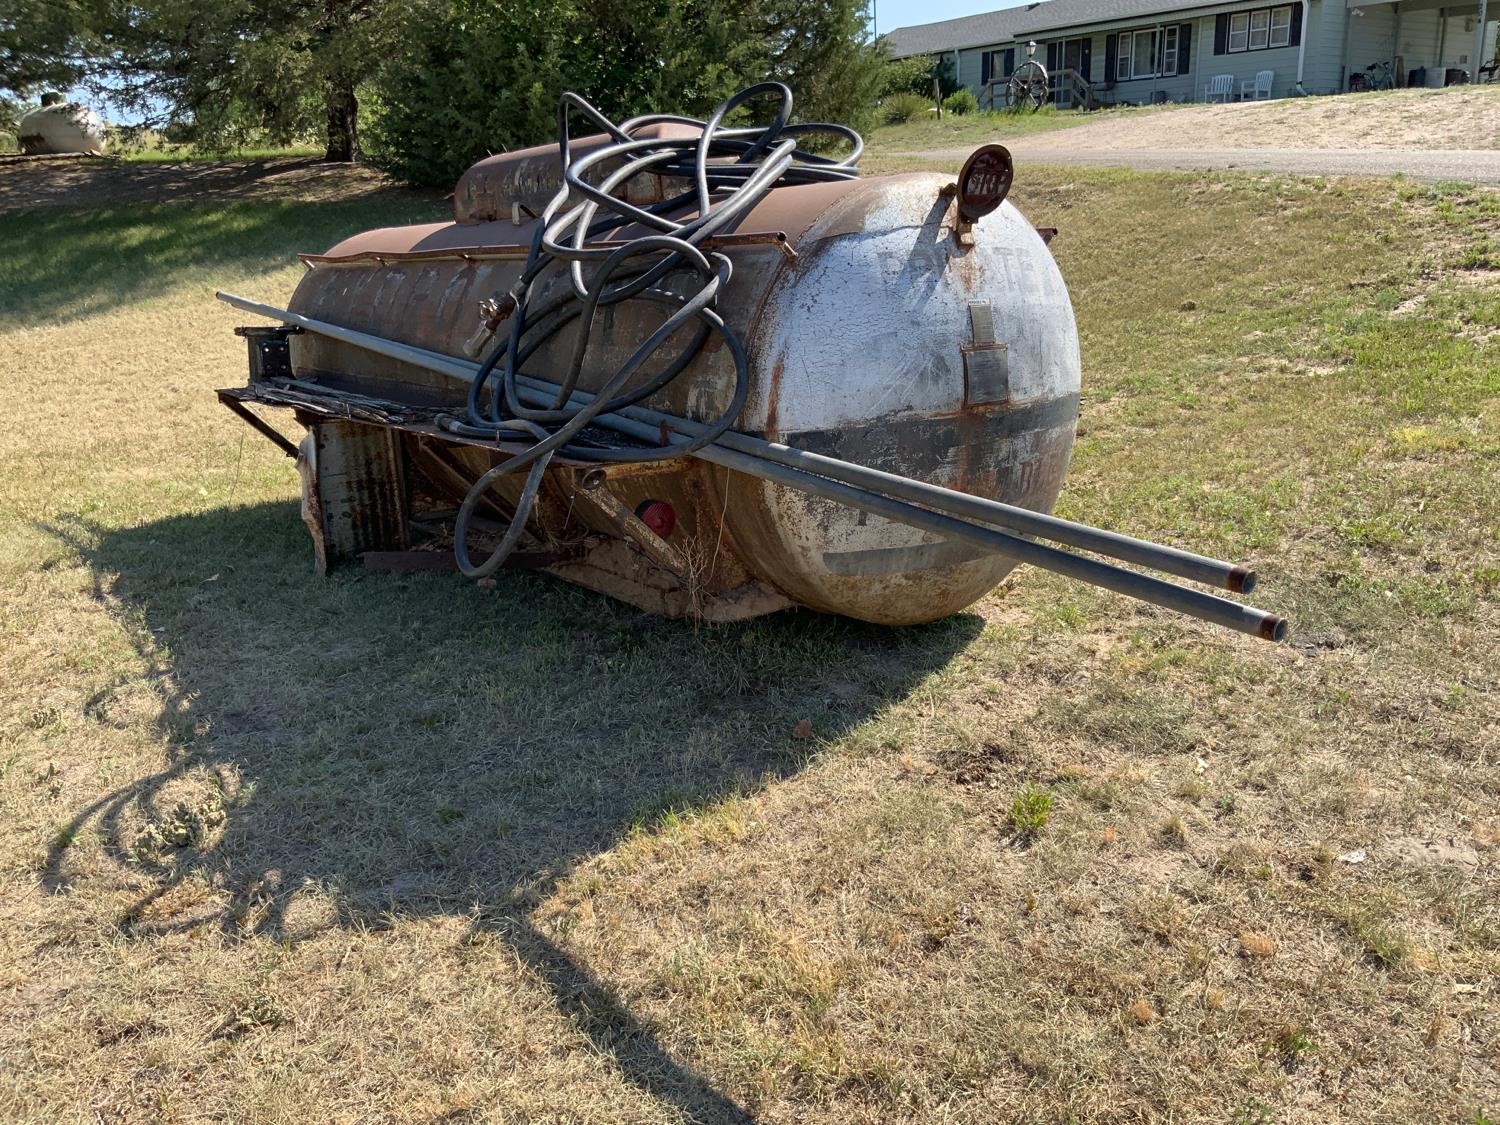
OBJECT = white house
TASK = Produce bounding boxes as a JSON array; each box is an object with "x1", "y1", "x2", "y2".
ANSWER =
[{"x1": 886, "y1": 0, "x2": 1498, "y2": 104}]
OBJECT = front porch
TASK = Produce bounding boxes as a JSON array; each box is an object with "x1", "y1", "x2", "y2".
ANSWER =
[{"x1": 1344, "y1": 0, "x2": 1497, "y2": 90}]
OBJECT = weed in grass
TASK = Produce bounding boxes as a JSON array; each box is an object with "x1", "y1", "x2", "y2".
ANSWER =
[
  {"x1": 1160, "y1": 815, "x2": 1190, "y2": 849},
  {"x1": 132, "y1": 798, "x2": 225, "y2": 859},
  {"x1": 1234, "y1": 1099, "x2": 1276, "y2": 1124},
  {"x1": 212, "y1": 994, "x2": 284, "y2": 1041},
  {"x1": 1075, "y1": 777, "x2": 1122, "y2": 810},
  {"x1": 1133, "y1": 891, "x2": 1185, "y2": 945},
  {"x1": 1174, "y1": 776, "x2": 1211, "y2": 803},
  {"x1": 1266, "y1": 1025, "x2": 1317, "y2": 1070},
  {"x1": 1008, "y1": 783, "x2": 1054, "y2": 839},
  {"x1": 1339, "y1": 906, "x2": 1414, "y2": 968}
]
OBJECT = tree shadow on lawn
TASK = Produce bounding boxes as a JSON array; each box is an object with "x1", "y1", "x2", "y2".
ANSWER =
[
  {"x1": 0, "y1": 184, "x2": 446, "y2": 325},
  {"x1": 44, "y1": 500, "x2": 981, "y2": 1122}
]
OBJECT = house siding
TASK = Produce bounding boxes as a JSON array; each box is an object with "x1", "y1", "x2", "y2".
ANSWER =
[
  {"x1": 1305, "y1": 0, "x2": 1349, "y2": 93},
  {"x1": 958, "y1": 47, "x2": 986, "y2": 93},
  {"x1": 1104, "y1": 23, "x2": 1199, "y2": 102},
  {"x1": 1201, "y1": 17, "x2": 1305, "y2": 99},
  {"x1": 1347, "y1": 2, "x2": 1398, "y2": 84}
]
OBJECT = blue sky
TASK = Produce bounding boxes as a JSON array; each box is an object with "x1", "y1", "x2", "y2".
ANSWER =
[{"x1": 871, "y1": 0, "x2": 1031, "y2": 36}]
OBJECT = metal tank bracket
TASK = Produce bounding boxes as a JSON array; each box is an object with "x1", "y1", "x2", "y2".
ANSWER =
[
  {"x1": 962, "y1": 301, "x2": 1010, "y2": 405},
  {"x1": 234, "y1": 324, "x2": 301, "y2": 382}
]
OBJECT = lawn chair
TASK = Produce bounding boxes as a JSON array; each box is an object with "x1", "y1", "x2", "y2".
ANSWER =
[
  {"x1": 1204, "y1": 74, "x2": 1234, "y2": 103},
  {"x1": 1241, "y1": 70, "x2": 1274, "y2": 100}
]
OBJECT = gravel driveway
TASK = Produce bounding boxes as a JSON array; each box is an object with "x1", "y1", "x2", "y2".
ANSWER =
[
  {"x1": 1010, "y1": 146, "x2": 1500, "y2": 184},
  {"x1": 888, "y1": 145, "x2": 1500, "y2": 185}
]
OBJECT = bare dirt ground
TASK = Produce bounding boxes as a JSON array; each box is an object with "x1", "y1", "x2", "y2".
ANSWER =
[
  {"x1": 1022, "y1": 85, "x2": 1500, "y2": 152},
  {"x1": 0, "y1": 155, "x2": 402, "y2": 213},
  {"x1": 1021, "y1": 147, "x2": 1500, "y2": 184},
  {"x1": 871, "y1": 86, "x2": 1500, "y2": 184}
]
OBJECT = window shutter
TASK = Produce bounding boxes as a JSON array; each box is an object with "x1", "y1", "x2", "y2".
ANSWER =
[
  {"x1": 1290, "y1": 4, "x2": 1303, "y2": 45},
  {"x1": 1105, "y1": 33, "x2": 1117, "y2": 80},
  {"x1": 1214, "y1": 13, "x2": 1228, "y2": 54},
  {"x1": 1004, "y1": 47, "x2": 1015, "y2": 76},
  {"x1": 982, "y1": 51, "x2": 992, "y2": 85},
  {"x1": 1178, "y1": 23, "x2": 1192, "y2": 74}
]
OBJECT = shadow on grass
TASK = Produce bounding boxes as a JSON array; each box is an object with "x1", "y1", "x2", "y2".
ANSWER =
[
  {"x1": 43, "y1": 500, "x2": 981, "y2": 1122},
  {"x1": 0, "y1": 183, "x2": 445, "y2": 325}
]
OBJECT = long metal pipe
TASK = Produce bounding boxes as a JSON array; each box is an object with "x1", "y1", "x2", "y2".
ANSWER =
[
  {"x1": 216, "y1": 291, "x2": 1288, "y2": 641},
  {"x1": 599, "y1": 400, "x2": 1256, "y2": 593}
]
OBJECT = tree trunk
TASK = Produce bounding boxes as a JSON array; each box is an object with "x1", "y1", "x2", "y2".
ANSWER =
[{"x1": 325, "y1": 80, "x2": 359, "y2": 162}]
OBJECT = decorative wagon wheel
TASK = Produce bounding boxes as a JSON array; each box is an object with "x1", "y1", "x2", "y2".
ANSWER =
[{"x1": 1006, "y1": 59, "x2": 1050, "y2": 112}]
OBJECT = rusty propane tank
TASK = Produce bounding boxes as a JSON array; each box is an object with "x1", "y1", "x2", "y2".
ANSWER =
[{"x1": 219, "y1": 85, "x2": 1287, "y2": 640}]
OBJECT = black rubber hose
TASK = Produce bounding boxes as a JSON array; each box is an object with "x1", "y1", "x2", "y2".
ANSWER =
[{"x1": 446, "y1": 83, "x2": 860, "y2": 578}]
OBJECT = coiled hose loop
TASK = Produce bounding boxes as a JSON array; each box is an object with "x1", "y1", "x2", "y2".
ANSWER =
[{"x1": 444, "y1": 83, "x2": 860, "y2": 579}]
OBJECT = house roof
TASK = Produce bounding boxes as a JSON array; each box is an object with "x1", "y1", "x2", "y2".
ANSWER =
[
  {"x1": 886, "y1": 0, "x2": 1250, "y2": 52},
  {"x1": 883, "y1": 5, "x2": 1039, "y2": 56},
  {"x1": 1011, "y1": 0, "x2": 1222, "y2": 34}
]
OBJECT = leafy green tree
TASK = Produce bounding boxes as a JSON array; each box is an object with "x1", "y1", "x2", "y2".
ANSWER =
[
  {"x1": 1, "y1": 0, "x2": 99, "y2": 97},
  {"x1": 367, "y1": 0, "x2": 571, "y2": 186},
  {"x1": 368, "y1": 0, "x2": 882, "y2": 186},
  {"x1": 734, "y1": 0, "x2": 885, "y2": 132},
  {"x1": 879, "y1": 54, "x2": 939, "y2": 100},
  {"x1": 88, "y1": 0, "x2": 404, "y2": 159},
  {"x1": 876, "y1": 51, "x2": 956, "y2": 101}
]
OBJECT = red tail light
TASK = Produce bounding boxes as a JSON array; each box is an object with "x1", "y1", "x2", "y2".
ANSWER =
[{"x1": 635, "y1": 500, "x2": 676, "y2": 538}]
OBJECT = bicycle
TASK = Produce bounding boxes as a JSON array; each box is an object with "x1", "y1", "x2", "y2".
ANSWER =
[{"x1": 1364, "y1": 60, "x2": 1394, "y2": 90}]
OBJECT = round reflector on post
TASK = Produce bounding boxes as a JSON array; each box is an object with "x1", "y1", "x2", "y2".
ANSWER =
[{"x1": 956, "y1": 144, "x2": 1014, "y2": 223}]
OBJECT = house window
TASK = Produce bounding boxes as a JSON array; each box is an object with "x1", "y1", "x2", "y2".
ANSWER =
[
  {"x1": 1222, "y1": 5, "x2": 1295, "y2": 53},
  {"x1": 1269, "y1": 6, "x2": 1292, "y2": 46},
  {"x1": 1117, "y1": 25, "x2": 1178, "y2": 79},
  {"x1": 1249, "y1": 9, "x2": 1270, "y2": 48},
  {"x1": 1229, "y1": 13, "x2": 1249, "y2": 51},
  {"x1": 981, "y1": 47, "x2": 1014, "y2": 86}
]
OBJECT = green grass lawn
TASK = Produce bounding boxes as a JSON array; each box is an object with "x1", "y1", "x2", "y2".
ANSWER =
[
  {"x1": 867, "y1": 105, "x2": 1091, "y2": 154},
  {"x1": 116, "y1": 144, "x2": 324, "y2": 163},
  {"x1": 0, "y1": 164, "x2": 1496, "y2": 1121},
  {"x1": 0, "y1": 188, "x2": 441, "y2": 321}
]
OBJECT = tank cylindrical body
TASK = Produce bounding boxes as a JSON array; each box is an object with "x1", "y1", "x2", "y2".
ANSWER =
[
  {"x1": 281, "y1": 147, "x2": 1080, "y2": 625},
  {"x1": 17, "y1": 102, "x2": 106, "y2": 155}
]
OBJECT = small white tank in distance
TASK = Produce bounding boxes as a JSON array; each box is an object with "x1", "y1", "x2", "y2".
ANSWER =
[{"x1": 17, "y1": 94, "x2": 107, "y2": 156}]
